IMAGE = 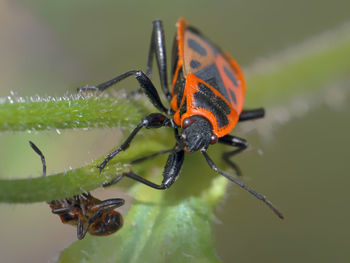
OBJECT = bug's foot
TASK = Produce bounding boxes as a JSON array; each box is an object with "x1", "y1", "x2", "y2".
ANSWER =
[
  {"x1": 97, "y1": 149, "x2": 123, "y2": 173},
  {"x1": 77, "y1": 85, "x2": 99, "y2": 93},
  {"x1": 97, "y1": 162, "x2": 107, "y2": 173},
  {"x1": 97, "y1": 155, "x2": 114, "y2": 173},
  {"x1": 102, "y1": 175, "x2": 124, "y2": 187}
]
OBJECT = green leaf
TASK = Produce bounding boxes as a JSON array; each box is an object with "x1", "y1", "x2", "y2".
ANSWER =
[{"x1": 59, "y1": 180, "x2": 225, "y2": 263}]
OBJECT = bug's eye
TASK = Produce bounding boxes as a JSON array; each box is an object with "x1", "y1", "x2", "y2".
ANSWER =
[
  {"x1": 210, "y1": 135, "x2": 218, "y2": 144},
  {"x1": 182, "y1": 117, "x2": 194, "y2": 128}
]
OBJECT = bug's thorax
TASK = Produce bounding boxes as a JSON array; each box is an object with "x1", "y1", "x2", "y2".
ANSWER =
[{"x1": 179, "y1": 115, "x2": 217, "y2": 153}]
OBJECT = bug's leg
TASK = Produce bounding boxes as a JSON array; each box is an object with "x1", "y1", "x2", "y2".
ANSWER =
[
  {"x1": 239, "y1": 108, "x2": 265, "y2": 122},
  {"x1": 222, "y1": 150, "x2": 244, "y2": 176},
  {"x1": 77, "y1": 218, "x2": 88, "y2": 240},
  {"x1": 219, "y1": 135, "x2": 248, "y2": 176},
  {"x1": 146, "y1": 20, "x2": 171, "y2": 102},
  {"x1": 88, "y1": 199, "x2": 125, "y2": 225},
  {"x1": 219, "y1": 135, "x2": 248, "y2": 149},
  {"x1": 98, "y1": 113, "x2": 172, "y2": 172},
  {"x1": 79, "y1": 70, "x2": 168, "y2": 114},
  {"x1": 201, "y1": 151, "x2": 284, "y2": 219},
  {"x1": 51, "y1": 205, "x2": 74, "y2": 214},
  {"x1": 29, "y1": 141, "x2": 55, "y2": 205},
  {"x1": 93, "y1": 198, "x2": 125, "y2": 213},
  {"x1": 29, "y1": 141, "x2": 47, "y2": 177},
  {"x1": 104, "y1": 149, "x2": 185, "y2": 190}
]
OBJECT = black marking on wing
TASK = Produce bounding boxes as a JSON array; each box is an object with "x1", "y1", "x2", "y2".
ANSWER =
[
  {"x1": 198, "y1": 82, "x2": 214, "y2": 97},
  {"x1": 188, "y1": 27, "x2": 220, "y2": 56},
  {"x1": 179, "y1": 97, "x2": 187, "y2": 117},
  {"x1": 194, "y1": 83, "x2": 231, "y2": 128},
  {"x1": 173, "y1": 67, "x2": 186, "y2": 108},
  {"x1": 187, "y1": 38, "x2": 207, "y2": 56},
  {"x1": 229, "y1": 89, "x2": 237, "y2": 104},
  {"x1": 223, "y1": 66, "x2": 238, "y2": 86},
  {"x1": 190, "y1": 60, "x2": 201, "y2": 69},
  {"x1": 206, "y1": 77, "x2": 219, "y2": 91},
  {"x1": 195, "y1": 64, "x2": 231, "y2": 104}
]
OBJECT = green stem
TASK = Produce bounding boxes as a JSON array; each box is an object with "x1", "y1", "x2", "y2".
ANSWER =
[{"x1": 0, "y1": 94, "x2": 145, "y2": 132}]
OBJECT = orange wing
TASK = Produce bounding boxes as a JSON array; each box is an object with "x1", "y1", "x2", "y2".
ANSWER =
[
  {"x1": 172, "y1": 18, "x2": 245, "y2": 136},
  {"x1": 177, "y1": 18, "x2": 245, "y2": 115}
]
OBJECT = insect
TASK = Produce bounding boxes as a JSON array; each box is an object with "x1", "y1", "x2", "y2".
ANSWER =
[
  {"x1": 81, "y1": 18, "x2": 283, "y2": 219},
  {"x1": 29, "y1": 141, "x2": 125, "y2": 239}
]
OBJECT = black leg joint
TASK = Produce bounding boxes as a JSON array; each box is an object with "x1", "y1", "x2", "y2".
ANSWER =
[
  {"x1": 219, "y1": 135, "x2": 248, "y2": 149},
  {"x1": 161, "y1": 149, "x2": 185, "y2": 188},
  {"x1": 103, "y1": 148, "x2": 184, "y2": 191},
  {"x1": 142, "y1": 113, "x2": 172, "y2": 129},
  {"x1": 239, "y1": 108, "x2": 265, "y2": 122},
  {"x1": 79, "y1": 69, "x2": 169, "y2": 114},
  {"x1": 146, "y1": 20, "x2": 171, "y2": 102},
  {"x1": 98, "y1": 113, "x2": 171, "y2": 172},
  {"x1": 133, "y1": 71, "x2": 168, "y2": 113}
]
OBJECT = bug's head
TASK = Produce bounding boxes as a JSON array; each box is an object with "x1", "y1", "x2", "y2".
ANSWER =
[
  {"x1": 89, "y1": 211, "x2": 123, "y2": 236},
  {"x1": 180, "y1": 115, "x2": 218, "y2": 153}
]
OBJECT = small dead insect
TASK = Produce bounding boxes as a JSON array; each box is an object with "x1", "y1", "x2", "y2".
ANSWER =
[{"x1": 29, "y1": 141, "x2": 125, "y2": 240}]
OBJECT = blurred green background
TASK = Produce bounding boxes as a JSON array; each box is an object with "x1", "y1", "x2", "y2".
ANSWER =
[{"x1": 0, "y1": 0, "x2": 349, "y2": 262}]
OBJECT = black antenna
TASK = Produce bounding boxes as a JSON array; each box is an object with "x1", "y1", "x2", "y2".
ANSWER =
[
  {"x1": 29, "y1": 141, "x2": 46, "y2": 177},
  {"x1": 202, "y1": 151, "x2": 284, "y2": 219}
]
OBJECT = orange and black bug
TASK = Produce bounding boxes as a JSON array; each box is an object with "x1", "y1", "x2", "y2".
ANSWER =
[
  {"x1": 80, "y1": 18, "x2": 283, "y2": 219},
  {"x1": 29, "y1": 141, "x2": 125, "y2": 240}
]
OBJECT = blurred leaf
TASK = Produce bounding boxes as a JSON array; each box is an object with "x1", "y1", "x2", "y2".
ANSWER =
[{"x1": 245, "y1": 22, "x2": 350, "y2": 107}]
